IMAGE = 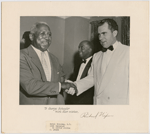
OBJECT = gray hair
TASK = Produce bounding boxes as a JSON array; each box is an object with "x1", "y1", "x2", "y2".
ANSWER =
[{"x1": 30, "y1": 22, "x2": 50, "y2": 35}]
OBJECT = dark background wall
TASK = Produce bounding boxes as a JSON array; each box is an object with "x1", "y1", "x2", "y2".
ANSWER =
[{"x1": 20, "y1": 16, "x2": 124, "y2": 79}]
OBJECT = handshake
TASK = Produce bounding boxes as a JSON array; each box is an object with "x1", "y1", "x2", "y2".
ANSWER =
[{"x1": 61, "y1": 81, "x2": 77, "y2": 95}]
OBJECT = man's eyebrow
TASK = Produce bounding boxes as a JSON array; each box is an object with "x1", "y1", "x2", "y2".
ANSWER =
[{"x1": 98, "y1": 32, "x2": 106, "y2": 35}]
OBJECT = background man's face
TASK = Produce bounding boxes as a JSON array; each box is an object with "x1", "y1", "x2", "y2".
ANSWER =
[
  {"x1": 33, "y1": 25, "x2": 52, "y2": 51},
  {"x1": 98, "y1": 22, "x2": 117, "y2": 48},
  {"x1": 78, "y1": 42, "x2": 92, "y2": 59}
]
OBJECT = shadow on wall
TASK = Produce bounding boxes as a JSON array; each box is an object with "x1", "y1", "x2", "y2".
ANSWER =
[
  {"x1": 92, "y1": 36, "x2": 103, "y2": 53},
  {"x1": 20, "y1": 31, "x2": 31, "y2": 50}
]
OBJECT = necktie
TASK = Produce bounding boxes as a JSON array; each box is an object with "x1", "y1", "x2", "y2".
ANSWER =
[
  {"x1": 41, "y1": 52, "x2": 51, "y2": 81},
  {"x1": 101, "y1": 45, "x2": 114, "y2": 52}
]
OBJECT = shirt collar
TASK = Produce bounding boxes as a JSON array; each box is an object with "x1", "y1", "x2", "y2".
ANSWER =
[
  {"x1": 31, "y1": 45, "x2": 48, "y2": 54},
  {"x1": 112, "y1": 41, "x2": 119, "y2": 50},
  {"x1": 83, "y1": 56, "x2": 92, "y2": 63}
]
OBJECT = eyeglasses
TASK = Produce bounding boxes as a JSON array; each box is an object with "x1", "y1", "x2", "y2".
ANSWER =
[{"x1": 39, "y1": 31, "x2": 52, "y2": 39}]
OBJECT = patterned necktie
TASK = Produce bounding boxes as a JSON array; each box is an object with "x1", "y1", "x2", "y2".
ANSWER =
[{"x1": 41, "y1": 52, "x2": 50, "y2": 81}]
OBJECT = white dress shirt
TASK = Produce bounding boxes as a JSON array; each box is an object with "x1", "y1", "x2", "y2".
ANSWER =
[
  {"x1": 101, "y1": 41, "x2": 119, "y2": 76},
  {"x1": 32, "y1": 46, "x2": 51, "y2": 81},
  {"x1": 76, "y1": 56, "x2": 92, "y2": 81},
  {"x1": 31, "y1": 45, "x2": 61, "y2": 92}
]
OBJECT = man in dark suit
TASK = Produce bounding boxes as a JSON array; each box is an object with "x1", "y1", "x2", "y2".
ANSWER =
[
  {"x1": 20, "y1": 22, "x2": 75, "y2": 105},
  {"x1": 66, "y1": 40, "x2": 94, "y2": 105}
]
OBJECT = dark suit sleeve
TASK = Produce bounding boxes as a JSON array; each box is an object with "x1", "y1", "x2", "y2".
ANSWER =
[
  {"x1": 20, "y1": 52, "x2": 60, "y2": 96},
  {"x1": 70, "y1": 62, "x2": 81, "y2": 81}
]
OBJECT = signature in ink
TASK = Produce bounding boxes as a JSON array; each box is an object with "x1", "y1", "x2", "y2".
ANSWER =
[{"x1": 80, "y1": 112, "x2": 113, "y2": 119}]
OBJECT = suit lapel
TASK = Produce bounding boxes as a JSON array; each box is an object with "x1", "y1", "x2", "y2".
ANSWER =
[
  {"x1": 98, "y1": 42, "x2": 123, "y2": 94},
  {"x1": 47, "y1": 53, "x2": 56, "y2": 81},
  {"x1": 27, "y1": 46, "x2": 47, "y2": 81},
  {"x1": 80, "y1": 58, "x2": 92, "y2": 79}
]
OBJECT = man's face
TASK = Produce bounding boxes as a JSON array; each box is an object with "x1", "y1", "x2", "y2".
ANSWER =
[
  {"x1": 33, "y1": 24, "x2": 52, "y2": 51},
  {"x1": 98, "y1": 22, "x2": 117, "y2": 48},
  {"x1": 78, "y1": 42, "x2": 92, "y2": 59}
]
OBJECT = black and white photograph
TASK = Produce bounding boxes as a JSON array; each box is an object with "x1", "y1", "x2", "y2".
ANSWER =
[
  {"x1": 20, "y1": 16, "x2": 130, "y2": 105},
  {"x1": 2, "y1": 1, "x2": 149, "y2": 133}
]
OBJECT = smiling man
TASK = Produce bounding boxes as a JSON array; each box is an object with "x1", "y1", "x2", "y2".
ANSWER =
[
  {"x1": 20, "y1": 22, "x2": 76, "y2": 105},
  {"x1": 68, "y1": 19, "x2": 129, "y2": 105}
]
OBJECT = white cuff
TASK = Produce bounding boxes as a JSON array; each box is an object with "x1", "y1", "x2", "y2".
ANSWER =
[
  {"x1": 59, "y1": 82, "x2": 61, "y2": 92},
  {"x1": 65, "y1": 79, "x2": 74, "y2": 83}
]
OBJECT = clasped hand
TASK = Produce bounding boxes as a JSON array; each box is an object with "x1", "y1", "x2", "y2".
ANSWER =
[{"x1": 61, "y1": 82, "x2": 77, "y2": 95}]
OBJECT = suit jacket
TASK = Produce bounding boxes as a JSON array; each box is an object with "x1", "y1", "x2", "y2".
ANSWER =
[
  {"x1": 66, "y1": 58, "x2": 94, "y2": 105},
  {"x1": 20, "y1": 45, "x2": 65, "y2": 105},
  {"x1": 76, "y1": 42, "x2": 129, "y2": 105}
]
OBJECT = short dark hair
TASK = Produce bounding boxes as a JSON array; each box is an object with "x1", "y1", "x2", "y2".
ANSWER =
[
  {"x1": 98, "y1": 18, "x2": 118, "y2": 32},
  {"x1": 80, "y1": 40, "x2": 94, "y2": 54}
]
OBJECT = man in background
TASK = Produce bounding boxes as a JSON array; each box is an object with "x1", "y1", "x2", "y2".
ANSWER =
[
  {"x1": 20, "y1": 31, "x2": 31, "y2": 49},
  {"x1": 68, "y1": 19, "x2": 129, "y2": 105},
  {"x1": 66, "y1": 40, "x2": 94, "y2": 105},
  {"x1": 20, "y1": 22, "x2": 75, "y2": 105}
]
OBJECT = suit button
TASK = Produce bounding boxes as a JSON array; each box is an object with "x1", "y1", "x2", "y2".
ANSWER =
[{"x1": 108, "y1": 97, "x2": 110, "y2": 99}]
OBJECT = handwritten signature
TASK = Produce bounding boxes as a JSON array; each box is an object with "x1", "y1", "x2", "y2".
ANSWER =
[{"x1": 80, "y1": 112, "x2": 113, "y2": 119}]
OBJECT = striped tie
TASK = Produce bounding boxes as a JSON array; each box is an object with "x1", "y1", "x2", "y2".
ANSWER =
[{"x1": 41, "y1": 52, "x2": 50, "y2": 81}]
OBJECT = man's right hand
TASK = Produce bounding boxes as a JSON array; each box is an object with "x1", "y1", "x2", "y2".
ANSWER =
[
  {"x1": 61, "y1": 82, "x2": 77, "y2": 90},
  {"x1": 66, "y1": 87, "x2": 76, "y2": 95}
]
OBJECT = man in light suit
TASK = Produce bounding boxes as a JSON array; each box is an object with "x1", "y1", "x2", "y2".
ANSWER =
[
  {"x1": 66, "y1": 40, "x2": 94, "y2": 105},
  {"x1": 20, "y1": 22, "x2": 75, "y2": 105},
  {"x1": 68, "y1": 19, "x2": 129, "y2": 105}
]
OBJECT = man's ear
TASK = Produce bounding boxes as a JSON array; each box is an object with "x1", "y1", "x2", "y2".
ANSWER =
[
  {"x1": 29, "y1": 33, "x2": 34, "y2": 41},
  {"x1": 113, "y1": 30, "x2": 118, "y2": 37}
]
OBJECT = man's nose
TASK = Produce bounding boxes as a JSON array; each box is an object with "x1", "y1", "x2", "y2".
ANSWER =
[{"x1": 43, "y1": 34, "x2": 51, "y2": 39}]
